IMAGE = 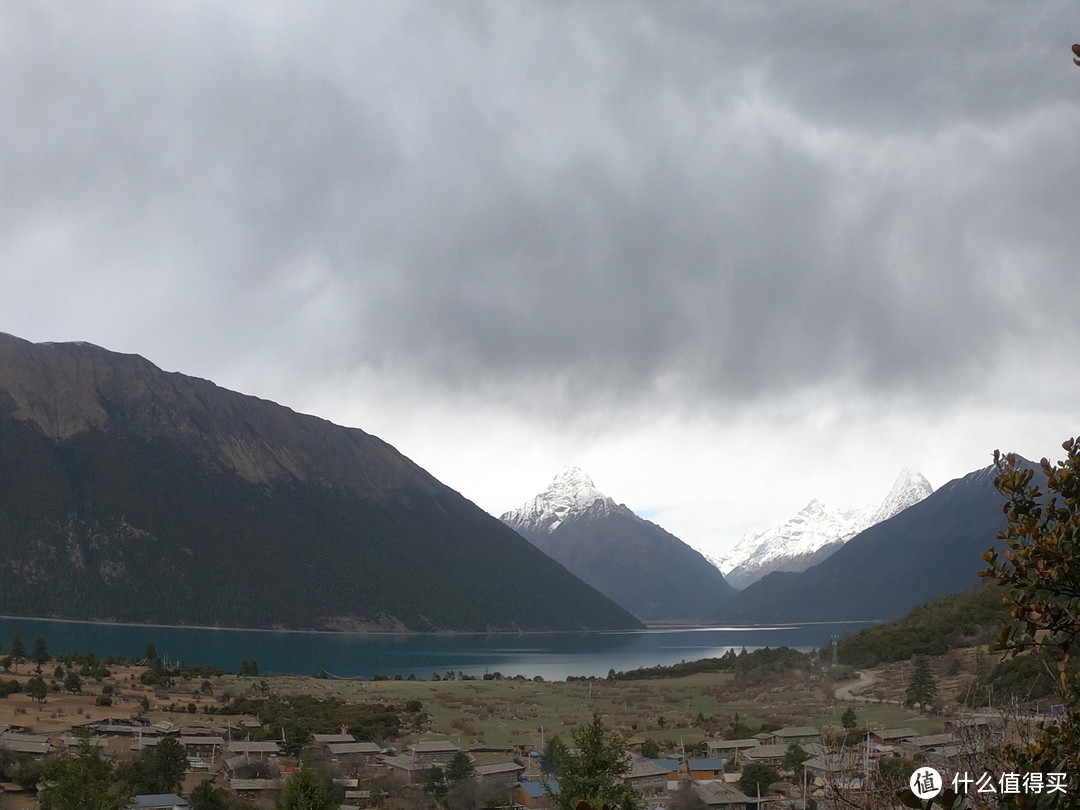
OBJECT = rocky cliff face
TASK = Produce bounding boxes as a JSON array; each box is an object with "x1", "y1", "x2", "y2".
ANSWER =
[{"x1": 0, "y1": 333, "x2": 424, "y2": 493}]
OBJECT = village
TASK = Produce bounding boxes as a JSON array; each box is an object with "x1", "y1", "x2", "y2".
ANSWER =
[{"x1": 0, "y1": 639, "x2": 1045, "y2": 810}]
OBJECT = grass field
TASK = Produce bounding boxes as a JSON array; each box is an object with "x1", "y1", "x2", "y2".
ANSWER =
[
  {"x1": 2, "y1": 654, "x2": 954, "y2": 756},
  {"x1": 253, "y1": 670, "x2": 930, "y2": 751}
]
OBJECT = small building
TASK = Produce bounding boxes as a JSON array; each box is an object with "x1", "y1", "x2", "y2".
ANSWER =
[
  {"x1": 693, "y1": 780, "x2": 763, "y2": 809},
  {"x1": 180, "y1": 735, "x2": 225, "y2": 758},
  {"x1": 803, "y1": 751, "x2": 864, "y2": 786},
  {"x1": 708, "y1": 739, "x2": 759, "y2": 755},
  {"x1": 0, "y1": 731, "x2": 51, "y2": 756},
  {"x1": 59, "y1": 735, "x2": 108, "y2": 754},
  {"x1": 621, "y1": 757, "x2": 672, "y2": 798},
  {"x1": 227, "y1": 740, "x2": 282, "y2": 757},
  {"x1": 324, "y1": 740, "x2": 383, "y2": 769},
  {"x1": 474, "y1": 761, "x2": 525, "y2": 789},
  {"x1": 381, "y1": 753, "x2": 430, "y2": 785},
  {"x1": 406, "y1": 740, "x2": 460, "y2": 766},
  {"x1": 868, "y1": 728, "x2": 918, "y2": 748},
  {"x1": 904, "y1": 734, "x2": 955, "y2": 752},
  {"x1": 740, "y1": 745, "x2": 788, "y2": 767},
  {"x1": 768, "y1": 727, "x2": 821, "y2": 747},
  {"x1": 743, "y1": 743, "x2": 824, "y2": 768},
  {"x1": 648, "y1": 759, "x2": 683, "y2": 781},
  {"x1": 229, "y1": 777, "x2": 284, "y2": 798},
  {"x1": 92, "y1": 722, "x2": 157, "y2": 739},
  {"x1": 707, "y1": 739, "x2": 759, "y2": 767},
  {"x1": 688, "y1": 758, "x2": 726, "y2": 780},
  {"x1": 312, "y1": 732, "x2": 356, "y2": 745}
]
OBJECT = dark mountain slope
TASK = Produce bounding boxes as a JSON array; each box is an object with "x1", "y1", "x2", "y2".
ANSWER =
[
  {"x1": 502, "y1": 468, "x2": 736, "y2": 621},
  {"x1": 520, "y1": 508, "x2": 738, "y2": 621},
  {"x1": 720, "y1": 462, "x2": 1016, "y2": 623},
  {"x1": 0, "y1": 334, "x2": 641, "y2": 632}
]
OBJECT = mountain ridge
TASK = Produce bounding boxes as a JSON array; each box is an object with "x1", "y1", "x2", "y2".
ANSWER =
[{"x1": 718, "y1": 461, "x2": 1019, "y2": 623}]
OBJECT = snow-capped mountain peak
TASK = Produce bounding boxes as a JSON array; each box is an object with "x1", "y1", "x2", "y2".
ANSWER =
[
  {"x1": 713, "y1": 468, "x2": 933, "y2": 589},
  {"x1": 500, "y1": 466, "x2": 624, "y2": 533},
  {"x1": 867, "y1": 468, "x2": 933, "y2": 525}
]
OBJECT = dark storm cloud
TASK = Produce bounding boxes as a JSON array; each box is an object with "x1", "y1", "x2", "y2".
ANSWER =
[{"x1": 2, "y1": 1, "x2": 1078, "y2": 415}]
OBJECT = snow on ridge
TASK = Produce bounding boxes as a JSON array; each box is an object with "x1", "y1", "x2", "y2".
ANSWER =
[
  {"x1": 500, "y1": 466, "x2": 623, "y2": 533},
  {"x1": 716, "y1": 468, "x2": 933, "y2": 587}
]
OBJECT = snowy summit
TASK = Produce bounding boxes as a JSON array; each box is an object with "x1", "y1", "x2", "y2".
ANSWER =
[
  {"x1": 499, "y1": 466, "x2": 625, "y2": 533},
  {"x1": 713, "y1": 468, "x2": 933, "y2": 589}
]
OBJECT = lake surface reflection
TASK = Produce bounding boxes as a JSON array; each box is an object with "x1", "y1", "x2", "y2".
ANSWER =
[{"x1": 0, "y1": 618, "x2": 876, "y2": 680}]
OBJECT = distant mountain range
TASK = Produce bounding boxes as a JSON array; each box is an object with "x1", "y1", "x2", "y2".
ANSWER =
[
  {"x1": 0, "y1": 334, "x2": 641, "y2": 632},
  {"x1": 716, "y1": 461, "x2": 1017, "y2": 623},
  {"x1": 714, "y1": 469, "x2": 933, "y2": 588},
  {"x1": 501, "y1": 467, "x2": 736, "y2": 621}
]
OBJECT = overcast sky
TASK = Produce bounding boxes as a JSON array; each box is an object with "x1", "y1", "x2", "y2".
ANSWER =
[{"x1": 3, "y1": 2, "x2": 1079, "y2": 557}]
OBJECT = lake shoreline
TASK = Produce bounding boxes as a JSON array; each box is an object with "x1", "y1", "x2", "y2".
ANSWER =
[{"x1": 0, "y1": 613, "x2": 880, "y2": 636}]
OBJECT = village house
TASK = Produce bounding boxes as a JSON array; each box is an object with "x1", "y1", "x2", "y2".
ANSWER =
[
  {"x1": 621, "y1": 757, "x2": 672, "y2": 799},
  {"x1": 59, "y1": 734, "x2": 107, "y2": 755},
  {"x1": 693, "y1": 779, "x2": 766, "y2": 809},
  {"x1": 0, "y1": 731, "x2": 51, "y2": 757},
  {"x1": 228, "y1": 777, "x2": 284, "y2": 800},
  {"x1": 707, "y1": 738, "x2": 760, "y2": 765},
  {"x1": 647, "y1": 758, "x2": 683, "y2": 781},
  {"x1": 867, "y1": 728, "x2": 918, "y2": 749},
  {"x1": 305, "y1": 731, "x2": 382, "y2": 769},
  {"x1": 687, "y1": 757, "x2": 725, "y2": 780},
  {"x1": 768, "y1": 727, "x2": 821, "y2": 747},
  {"x1": 406, "y1": 740, "x2": 460, "y2": 766},
  {"x1": 311, "y1": 732, "x2": 355, "y2": 745},
  {"x1": 226, "y1": 740, "x2": 281, "y2": 758},
  {"x1": 325, "y1": 740, "x2": 383, "y2": 765},
  {"x1": 475, "y1": 760, "x2": 526, "y2": 790},
  {"x1": 803, "y1": 750, "x2": 864, "y2": 788},
  {"x1": 381, "y1": 753, "x2": 430, "y2": 785},
  {"x1": 743, "y1": 743, "x2": 825, "y2": 768}
]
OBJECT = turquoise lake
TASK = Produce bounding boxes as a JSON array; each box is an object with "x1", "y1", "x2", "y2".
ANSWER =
[{"x1": 0, "y1": 618, "x2": 875, "y2": 680}]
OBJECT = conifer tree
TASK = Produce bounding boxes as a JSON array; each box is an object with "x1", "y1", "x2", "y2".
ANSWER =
[
  {"x1": 548, "y1": 713, "x2": 641, "y2": 810},
  {"x1": 445, "y1": 750, "x2": 475, "y2": 783},
  {"x1": 39, "y1": 732, "x2": 130, "y2": 809},
  {"x1": 840, "y1": 707, "x2": 858, "y2": 730},
  {"x1": 277, "y1": 766, "x2": 339, "y2": 810},
  {"x1": 10, "y1": 633, "x2": 25, "y2": 672},
  {"x1": 32, "y1": 636, "x2": 49, "y2": 672},
  {"x1": 904, "y1": 656, "x2": 937, "y2": 710}
]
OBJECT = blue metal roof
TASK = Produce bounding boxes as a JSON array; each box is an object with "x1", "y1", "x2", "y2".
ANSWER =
[
  {"x1": 133, "y1": 796, "x2": 189, "y2": 809},
  {"x1": 519, "y1": 779, "x2": 559, "y2": 798}
]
